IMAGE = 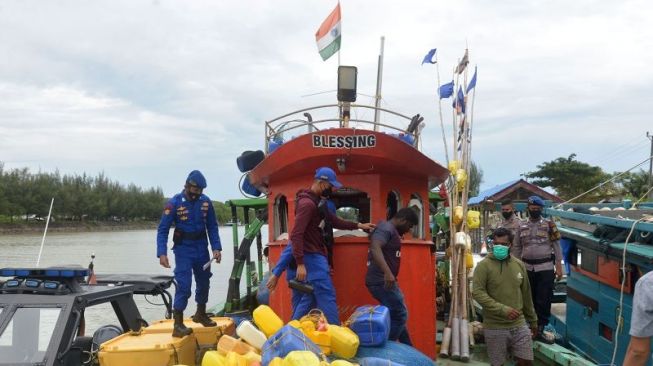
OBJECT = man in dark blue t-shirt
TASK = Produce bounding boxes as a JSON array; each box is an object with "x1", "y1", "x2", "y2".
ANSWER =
[{"x1": 365, "y1": 207, "x2": 419, "y2": 345}]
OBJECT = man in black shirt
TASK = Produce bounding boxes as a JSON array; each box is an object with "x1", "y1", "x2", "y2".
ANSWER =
[{"x1": 365, "y1": 207, "x2": 419, "y2": 345}]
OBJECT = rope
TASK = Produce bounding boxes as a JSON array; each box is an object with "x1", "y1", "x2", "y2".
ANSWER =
[
  {"x1": 554, "y1": 154, "x2": 653, "y2": 208},
  {"x1": 610, "y1": 217, "x2": 644, "y2": 366},
  {"x1": 345, "y1": 306, "x2": 381, "y2": 344},
  {"x1": 261, "y1": 324, "x2": 325, "y2": 360},
  {"x1": 633, "y1": 185, "x2": 653, "y2": 208}
]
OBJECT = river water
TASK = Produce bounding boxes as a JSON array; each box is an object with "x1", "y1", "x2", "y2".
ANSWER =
[{"x1": 0, "y1": 226, "x2": 268, "y2": 334}]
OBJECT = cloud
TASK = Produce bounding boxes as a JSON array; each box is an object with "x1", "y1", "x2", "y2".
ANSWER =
[{"x1": 0, "y1": 0, "x2": 652, "y2": 199}]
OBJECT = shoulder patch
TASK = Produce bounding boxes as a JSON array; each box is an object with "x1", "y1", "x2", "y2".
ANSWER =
[
  {"x1": 548, "y1": 220, "x2": 561, "y2": 241},
  {"x1": 163, "y1": 203, "x2": 173, "y2": 215}
]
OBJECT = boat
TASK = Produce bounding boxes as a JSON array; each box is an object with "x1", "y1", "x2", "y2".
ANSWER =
[
  {"x1": 0, "y1": 267, "x2": 179, "y2": 365},
  {"x1": 242, "y1": 93, "x2": 449, "y2": 360},
  {"x1": 543, "y1": 202, "x2": 653, "y2": 365}
]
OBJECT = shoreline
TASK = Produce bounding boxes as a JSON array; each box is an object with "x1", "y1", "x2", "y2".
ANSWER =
[{"x1": 0, "y1": 221, "x2": 158, "y2": 235}]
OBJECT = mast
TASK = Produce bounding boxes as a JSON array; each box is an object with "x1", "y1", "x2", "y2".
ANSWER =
[
  {"x1": 646, "y1": 131, "x2": 653, "y2": 201},
  {"x1": 373, "y1": 36, "x2": 385, "y2": 130}
]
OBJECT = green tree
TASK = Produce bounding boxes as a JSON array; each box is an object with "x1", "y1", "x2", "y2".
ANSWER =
[
  {"x1": 0, "y1": 162, "x2": 6, "y2": 217},
  {"x1": 469, "y1": 161, "x2": 484, "y2": 197},
  {"x1": 526, "y1": 154, "x2": 615, "y2": 201},
  {"x1": 4, "y1": 168, "x2": 28, "y2": 222},
  {"x1": 615, "y1": 169, "x2": 650, "y2": 200}
]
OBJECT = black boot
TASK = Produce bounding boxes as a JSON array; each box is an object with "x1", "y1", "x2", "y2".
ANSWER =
[
  {"x1": 192, "y1": 304, "x2": 217, "y2": 327},
  {"x1": 172, "y1": 310, "x2": 193, "y2": 338}
]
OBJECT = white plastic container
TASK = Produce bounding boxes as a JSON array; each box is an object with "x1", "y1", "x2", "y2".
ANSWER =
[
  {"x1": 455, "y1": 232, "x2": 467, "y2": 249},
  {"x1": 236, "y1": 320, "x2": 267, "y2": 350}
]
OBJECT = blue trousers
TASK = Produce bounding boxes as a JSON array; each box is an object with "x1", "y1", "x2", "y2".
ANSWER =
[
  {"x1": 173, "y1": 248, "x2": 212, "y2": 311},
  {"x1": 367, "y1": 284, "x2": 412, "y2": 346},
  {"x1": 291, "y1": 254, "x2": 339, "y2": 325}
]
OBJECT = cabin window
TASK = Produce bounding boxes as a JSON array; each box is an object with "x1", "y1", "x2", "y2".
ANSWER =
[
  {"x1": 578, "y1": 248, "x2": 598, "y2": 274},
  {"x1": 274, "y1": 195, "x2": 288, "y2": 240},
  {"x1": 386, "y1": 191, "x2": 401, "y2": 220},
  {"x1": 332, "y1": 187, "x2": 371, "y2": 237},
  {"x1": 0, "y1": 307, "x2": 61, "y2": 362},
  {"x1": 409, "y1": 193, "x2": 424, "y2": 239}
]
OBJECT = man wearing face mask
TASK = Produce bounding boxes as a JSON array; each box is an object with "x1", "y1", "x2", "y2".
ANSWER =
[
  {"x1": 291, "y1": 167, "x2": 375, "y2": 324},
  {"x1": 157, "y1": 170, "x2": 222, "y2": 337},
  {"x1": 513, "y1": 195, "x2": 562, "y2": 344},
  {"x1": 365, "y1": 208, "x2": 419, "y2": 345},
  {"x1": 473, "y1": 227, "x2": 537, "y2": 366},
  {"x1": 497, "y1": 199, "x2": 522, "y2": 238}
]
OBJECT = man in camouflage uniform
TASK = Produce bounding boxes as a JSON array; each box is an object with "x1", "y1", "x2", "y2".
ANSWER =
[{"x1": 513, "y1": 195, "x2": 562, "y2": 343}]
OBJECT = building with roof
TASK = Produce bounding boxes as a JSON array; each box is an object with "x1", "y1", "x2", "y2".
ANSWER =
[{"x1": 467, "y1": 179, "x2": 563, "y2": 247}]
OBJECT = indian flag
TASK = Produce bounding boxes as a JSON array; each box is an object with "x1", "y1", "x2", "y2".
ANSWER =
[{"x1": 315, "y1": 3, "x2": 341, "y2": 61}]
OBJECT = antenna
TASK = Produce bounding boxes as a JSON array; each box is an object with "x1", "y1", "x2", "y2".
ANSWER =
[{"x1": 36, "y1": 198, "x2": 54, "y2": 267}]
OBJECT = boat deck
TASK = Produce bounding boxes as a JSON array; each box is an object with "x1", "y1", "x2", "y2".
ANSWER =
[{"x1": 436, "y1": 315, "x2": 596, "y2": 366}]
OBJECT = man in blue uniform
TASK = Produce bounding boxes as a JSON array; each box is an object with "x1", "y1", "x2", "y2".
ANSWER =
[
  {"x1": 266, "y1": 200, "x2": 337, "y2": 314},
  {"x1": 157, "y1": 170, "x2": 222, "y2": 337},
  {"x1": 290, "y1": 167, "x2": 375, "y2": 324}
]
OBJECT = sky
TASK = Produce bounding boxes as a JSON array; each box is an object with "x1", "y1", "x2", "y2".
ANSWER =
[{"x1": 1, "y1": 0, "x2": 652, "y2": 201}]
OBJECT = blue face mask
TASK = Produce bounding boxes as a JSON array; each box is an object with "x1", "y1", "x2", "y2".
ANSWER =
[{"x1": 493, "y1": 244, "x2": 510, "y2": 260}]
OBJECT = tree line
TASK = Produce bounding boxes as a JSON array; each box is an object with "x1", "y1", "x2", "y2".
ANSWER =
[
  {"x1": 526, "y1": 154, "x2": 651, "y2": 201},
  {"x1": 0, "y1": 163, "x2": 244, "y2": 224}
]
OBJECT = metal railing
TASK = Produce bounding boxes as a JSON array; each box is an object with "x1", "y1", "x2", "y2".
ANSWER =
[{"x1": 264, "y1": 104, "x2": 423, "y2": 153}]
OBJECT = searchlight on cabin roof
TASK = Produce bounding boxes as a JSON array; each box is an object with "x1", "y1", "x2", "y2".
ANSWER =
[
  {"x1": 337, "y1": 66, "x2": 357, "y2": 102},
  {"x1": 0, "y1": 267, "x2": 89, "y2": 278}
]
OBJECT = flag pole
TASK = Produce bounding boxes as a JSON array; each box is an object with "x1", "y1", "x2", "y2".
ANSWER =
[
  {"x1": 435, "y1": 53, "x2": 450, "y2": 165},
  {"x1": 338, "y1": 1, "x2": 341, "y2": 66},
  {"x1": 459, "y1": 48, "x2": 471, "y2": 363},
  {"x1": 373, "y1": 36, "x2": 385, "y2": 130}
]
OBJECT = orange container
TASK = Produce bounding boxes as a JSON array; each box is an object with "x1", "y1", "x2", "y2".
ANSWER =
[
  {"x1": 216, "y1": 334, "x2": 258, "y2": 356},
  {"x1": 98, "y1": 331, "x2": 196, "y2": 366},
  {"x1": 144, "y1": 317, "x2": 235, "y2": 348}
]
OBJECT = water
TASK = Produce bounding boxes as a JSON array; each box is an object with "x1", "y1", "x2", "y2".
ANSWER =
[{"x1": 0, "y1": 226, "x2": 269, "y2": 334}]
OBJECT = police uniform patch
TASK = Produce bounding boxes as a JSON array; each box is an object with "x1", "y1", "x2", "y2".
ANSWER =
[
  {"x1": 548, "y1": 221, "x2": 561, "y2": 241},
  {"x1": 163, "y1": 204, "x2": 173, "y2": 215}
]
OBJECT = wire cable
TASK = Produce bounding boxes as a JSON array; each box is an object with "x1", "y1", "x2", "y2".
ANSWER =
[
  {"x1": 633, "y1": 185, "x2": 653, "y2": 208},
  {"x1": 611, "y1": 218, "x2": 644, "y2": 366}
]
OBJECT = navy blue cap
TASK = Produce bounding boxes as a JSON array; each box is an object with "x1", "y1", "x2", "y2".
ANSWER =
[
  {"x1": 528, "y1": 195, "x2": 545, "y2": 207},
  {"x1": 186, "y1": 170, "x2": 207, "y2": 188},
  {"x1": 314, "y1": 167, "x2": 342, "y2": 189}
]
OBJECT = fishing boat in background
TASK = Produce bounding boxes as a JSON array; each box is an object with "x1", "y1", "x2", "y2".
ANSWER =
[{"x1": 544, "y1": 202, "x2": 653, "y2": 365}]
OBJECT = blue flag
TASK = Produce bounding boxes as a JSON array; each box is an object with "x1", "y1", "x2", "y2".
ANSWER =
[
  {"x1": 466, "y1": 66, "x2": 477, "y2": 93},
  {"x1": 421, "y1": 48, "x2": 437, "y2": 65},
  {"x1": 452, "y1": 87, "x2": 465, "y2": 114},
  {"x1": 438, "y1": 81, "x2": 454, "y2": 99}
]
